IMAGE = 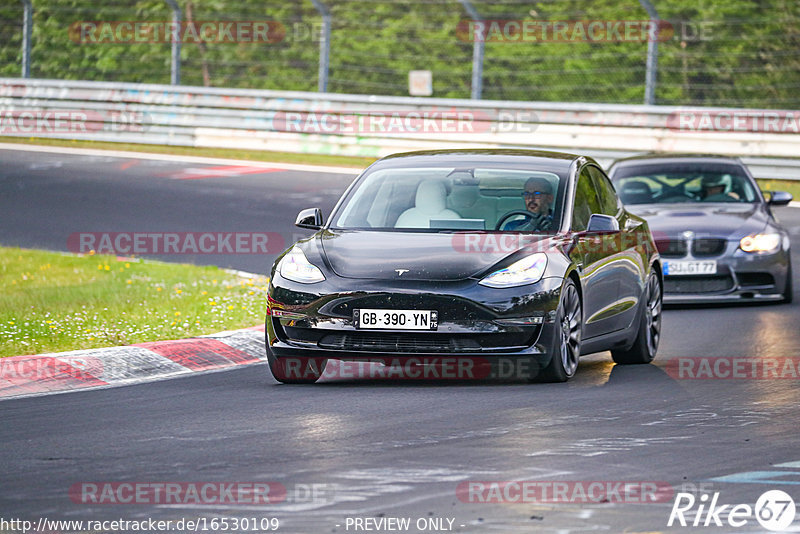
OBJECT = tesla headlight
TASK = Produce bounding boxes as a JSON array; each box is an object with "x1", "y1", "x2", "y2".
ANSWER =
[
  {"x1": 278, "y1": 247, "x2": 325, "y2": 283},
  {"x1": 479, "y1": 253, "x2": 548, "y2": 288},
  {"x1": 739, "y1": 233, "x2": 781, "y2": 253}
]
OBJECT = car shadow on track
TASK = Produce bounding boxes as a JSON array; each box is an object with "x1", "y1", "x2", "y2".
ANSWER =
[
  {"x1": 665, "y1": 300, "x2": 792, "y2": 310},
  {"x1": 264, "y1": 357, "x2": 687, "y2": 393}
]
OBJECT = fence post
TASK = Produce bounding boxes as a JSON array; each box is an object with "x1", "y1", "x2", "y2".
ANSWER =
[
  {"x1": 639, "y1": 0, "x2": 659, "y2": 105},
  {"x1": 310, "y1": 0, "x2": 331, "y2": 92},
  {"x1": 459, "y1": 0, "x2": 483, "y2": 100},
  {"x1": 165, "y1": 0, "x2": 181, "y2": 85},
  {"x1": 21, "y1": 0, "x2": 32, "y2": 78}
]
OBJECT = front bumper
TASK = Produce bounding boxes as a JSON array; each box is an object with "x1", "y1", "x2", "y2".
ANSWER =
[
  {"x1": 664, "y1": 291, "x2": 784, "y2": 304},
  {"x1": 266, "y1": 274, "x2": 565, "y2": 367},
  {"x1": 662, "y1": 242, "x2": 790, "y2": 304}
]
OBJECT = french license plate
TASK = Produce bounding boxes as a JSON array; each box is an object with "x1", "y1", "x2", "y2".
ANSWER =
[
  {"x1": 354, "y1": 309, "x2": 438, "y2": 330},
  {"x1": 663, "y1": 260, "x2": 718, "y2": 276}
]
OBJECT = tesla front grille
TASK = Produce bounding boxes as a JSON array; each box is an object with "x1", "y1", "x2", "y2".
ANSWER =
[
  {"x1": 316, "y1": 332, "x2": 533, "y2": 353},
  {"x1": 655, "y1": 239, "x2": 688, "y2": 258},
  {"x1": 664, "y1": 275, "x2": 734, "y2": 294},
  {"x1": 692, "y1": 238, "x2": 727, "y2": 257}
]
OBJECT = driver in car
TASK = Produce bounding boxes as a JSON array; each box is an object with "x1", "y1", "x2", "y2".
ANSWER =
[
  {"x1": 505, "y1": 177, "x2": 554, "y2": 231},
  {"x1": 701, "y1": 175, "x2": 739, "y2": 202}
]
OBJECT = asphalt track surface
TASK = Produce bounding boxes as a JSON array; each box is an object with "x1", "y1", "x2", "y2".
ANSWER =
[{"x1": 2, "y1": 147, "x2": 800, "y2": 533}]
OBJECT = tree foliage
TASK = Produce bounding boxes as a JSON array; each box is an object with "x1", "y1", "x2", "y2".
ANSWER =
[{"x1": 0, "y1": 0, "x2": 798, "y2": 107}]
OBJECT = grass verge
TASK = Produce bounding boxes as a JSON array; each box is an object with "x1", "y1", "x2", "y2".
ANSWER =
[
  {"x1": 757, "y1": 179, "x2": 800, "y2": 201},
  {"x1": 0, "y1": 137, "x2": 375, "y2": 169},
  {"x1": 0, "y1": 246, "x2": 268, "y2": 358}
]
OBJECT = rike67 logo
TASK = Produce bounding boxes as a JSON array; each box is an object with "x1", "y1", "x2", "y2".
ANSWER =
[{"x1": 668, "y1": 490, "x2": 796, "y2": 531}]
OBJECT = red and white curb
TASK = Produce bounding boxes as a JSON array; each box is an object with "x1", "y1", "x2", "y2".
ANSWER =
[{"x1": 0, "y1": 325, "x2": 266, "y2": 401}]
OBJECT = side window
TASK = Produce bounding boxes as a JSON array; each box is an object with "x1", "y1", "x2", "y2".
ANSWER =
[
  {"x1": 571, "y1": 168, "x2": 601, "y2": 232},
  {"x1": 589, "y1": 166, "x2": 621, "y2": 216}
]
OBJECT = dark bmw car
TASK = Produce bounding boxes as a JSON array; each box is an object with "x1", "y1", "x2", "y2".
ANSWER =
[
  {"x1": 267, "y1": 149, "x2": 663, "y2": 384},
  {"x1": 607, "y1": 155, "x2": 793, "y2": 304}
]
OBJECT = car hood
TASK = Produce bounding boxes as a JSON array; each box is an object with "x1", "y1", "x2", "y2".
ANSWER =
[
  {"x1": 318, "y1": 230, "x2": 554, "y2": 281},
  {"x1": 626, "y1": 203, "x2": 770, "y2": 240}
]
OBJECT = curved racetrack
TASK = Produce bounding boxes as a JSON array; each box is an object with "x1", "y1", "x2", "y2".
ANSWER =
[{"x1": 2, "y1": 147, "x2": 800, "y2": 533}]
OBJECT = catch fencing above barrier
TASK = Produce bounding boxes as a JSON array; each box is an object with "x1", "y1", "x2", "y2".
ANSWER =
[{"x1": 1, "y1": 78, "x2": 798, "y2": 180}]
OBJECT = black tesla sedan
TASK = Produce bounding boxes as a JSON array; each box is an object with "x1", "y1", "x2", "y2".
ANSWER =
[
  {"x1": 266, "y1": 149, "x2": 662, "y2": 384},
  {"x1": 607, "y1": 155, "x2": 793, "y2": 304}
]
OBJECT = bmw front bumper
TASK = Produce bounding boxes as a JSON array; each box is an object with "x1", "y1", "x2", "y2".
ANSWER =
[{"x1": 662, "y1": 241, "x2": 790, "y2": 304}]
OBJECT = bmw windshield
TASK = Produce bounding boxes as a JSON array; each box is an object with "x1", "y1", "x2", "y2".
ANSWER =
[{"x1": 611, "y1": 162, "x2": 760, "y2": 205}]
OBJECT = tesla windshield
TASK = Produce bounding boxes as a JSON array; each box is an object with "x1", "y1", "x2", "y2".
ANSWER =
[
  {"x1": 612, "y1": 162, "x2": 759, "y2": 204},
  {"x1": 331, "y1": 167, "x2": 566, "y2": 232}
]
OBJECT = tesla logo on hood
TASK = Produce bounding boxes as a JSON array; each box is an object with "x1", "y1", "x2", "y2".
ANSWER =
[
  {"x1": 682, "y1": 231, "x2": 695, "y2": 239},
  {"x1": 395, "y1": 269, "x2": 410, "y2": 276}
]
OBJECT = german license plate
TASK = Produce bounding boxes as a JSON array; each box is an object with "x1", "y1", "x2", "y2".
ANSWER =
[
  {"x1": 354, "y1": 309, "x2": 438, "y2": 330},
  {"x1": 663, "y1": 260, "x2": 717, "y2": 276}
]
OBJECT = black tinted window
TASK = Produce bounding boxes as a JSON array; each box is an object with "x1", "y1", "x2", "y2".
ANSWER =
[
  {"x1": 572, "y1": 168, "x2": 601, "y2": 232},
  {"x1": 589, "y1": 166, "x2": 620, "y2": 216}
]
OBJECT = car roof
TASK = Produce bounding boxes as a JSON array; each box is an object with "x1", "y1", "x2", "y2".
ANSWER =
[
  {"x1": 610, "y1": 153, "x2": 743, "y2": 167},
  {"x1": 372, "y1": 149, "x2": 584, "y2": 172}
]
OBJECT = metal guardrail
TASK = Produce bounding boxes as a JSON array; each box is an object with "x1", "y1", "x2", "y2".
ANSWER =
[{"x1": 1, "y1": 78, "x2": 799, "y2": 180}]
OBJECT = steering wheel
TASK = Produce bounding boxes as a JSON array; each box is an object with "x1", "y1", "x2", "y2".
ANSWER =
[{"x1": 495, "y1": 210, "x2": 534, "y2": 230}]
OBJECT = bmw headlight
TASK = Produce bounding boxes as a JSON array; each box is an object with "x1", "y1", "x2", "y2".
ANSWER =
[
  {"x1": 479, "y1": 253, "x2": 548, "y2": 288},
  {"x1": 739, "y1": 233, "x2": 781, "y2": 253},
  {"x1": 278, "y1": 247, "x2": 325, "y2": 283}
]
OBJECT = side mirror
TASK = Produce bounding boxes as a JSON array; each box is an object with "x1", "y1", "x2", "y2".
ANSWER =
[
  {"x1": 295, "y1": 208, "x2": 323, "y2": 230},
  {"x1": 586, "y1": 214, "x2": 619, "y2": 233},
  {"x1": 766, "y1": 191, "x2": 793, "y2": 207}
]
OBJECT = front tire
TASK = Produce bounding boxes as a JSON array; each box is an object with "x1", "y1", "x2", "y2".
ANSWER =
[
  {"x1": 536, "y1": 278, "x2": 582, "y2": 382},
  {"x1": 612, "y1": 271, "x2": 662, "y2": 365},
  {"x1": 781, "y1": 261, "x2": 793, "y2": 304}
]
